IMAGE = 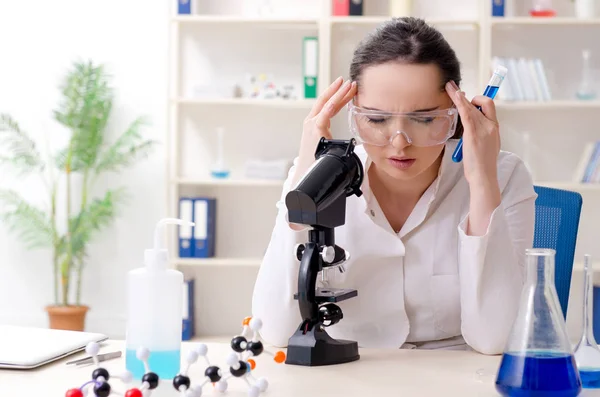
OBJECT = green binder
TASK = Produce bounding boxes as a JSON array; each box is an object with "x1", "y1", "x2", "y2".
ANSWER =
[{"x1": 303, "y1": 36, "x2": 318, "y2": 99}]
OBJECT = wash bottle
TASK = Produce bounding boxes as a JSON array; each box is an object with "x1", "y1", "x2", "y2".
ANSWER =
[{"x1": 125, "y1": 218, "x2": 194, "y2": 380}]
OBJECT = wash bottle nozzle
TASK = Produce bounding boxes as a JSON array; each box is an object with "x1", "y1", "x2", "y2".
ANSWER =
[{"x1": 145, "y1": 217, "x2": 195, "y2": 271}]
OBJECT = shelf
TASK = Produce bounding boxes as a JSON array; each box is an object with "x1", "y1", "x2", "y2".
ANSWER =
[
  {"x1": 496, "y1": 101, "x2": 600, "y2": 110},
  {"x1": 172, "y1": 15, "x2": 319, "y2": 26},
  {"x1": 174, "y1": 257, "x2": 263, "y2": 267},
  {"x1": 330, "y1": 16, "x2": 478, "y2": 26},
  {"x1": 175, "y1": 177, "x2": 285, "y2": 187},
  {"x1": 174, "y1": 97, "x2": 316, "y2": 109},
  {"x1": 536, "y1": 182, "x2": 600, "y2": 191},
  {"x1": 492, "y1": 17, "x2": 600, "y2": 26}
]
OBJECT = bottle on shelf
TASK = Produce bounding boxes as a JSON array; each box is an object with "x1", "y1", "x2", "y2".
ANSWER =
[
  {"x1": 211, "y1": 127, "x2": 230, "y2": 179},
  {"x1": 530, "y1": 0, "x2": 556, "y2": 17},
  {"x1": 574, "y1": 0, "x2": 595, "y2": 19},
  {"x1": 573, "y1": 254, "x2": 600, "y2": 388},
  {"x1": 576, "y1": 49, "x2": 597, "y2": 101}
]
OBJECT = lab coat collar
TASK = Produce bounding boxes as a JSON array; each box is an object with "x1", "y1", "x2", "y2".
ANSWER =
[{"x1": 355, "y1": 139, "x2": 463, "y2": 236}]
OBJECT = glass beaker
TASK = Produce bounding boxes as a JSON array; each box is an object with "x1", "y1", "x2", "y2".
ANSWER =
[
  {"x1": 576, "y1": 49, "x2": 597, "y2": 101},
  {"x1": 574, "y1": 254, "x2": 600, "y2": 388},
  {"x1": 495, "y1": 248, "x2": 582, "y2": 397}
]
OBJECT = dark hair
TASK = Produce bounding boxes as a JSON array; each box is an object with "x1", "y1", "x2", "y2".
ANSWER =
[{"x1": 349, "y1": 17, "x2": 463, "y2": 139}]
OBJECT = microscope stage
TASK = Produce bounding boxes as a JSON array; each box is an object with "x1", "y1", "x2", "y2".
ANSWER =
[{"x1": 294, "y1": 287, "x2": 357, "y2": 303}]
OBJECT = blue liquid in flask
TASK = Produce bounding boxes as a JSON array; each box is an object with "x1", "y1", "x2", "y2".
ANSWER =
[
  {"x1": 125, "y1": 349, "x2": 181, "y2": 380},
  {"x1": 579, "y1": 368, "x2": 600, "y2": 388},
  {"x1": 495, "y1": 352, "x2": 582, "y2": 397}
]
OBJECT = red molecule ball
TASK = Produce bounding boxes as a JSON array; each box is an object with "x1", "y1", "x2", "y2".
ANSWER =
[
  {"x1": 65, "y1": 389, "x2": 84, "y2": 397},
  {"x1": 125, "y1": 388, "x2": 143, "y2": 397}
]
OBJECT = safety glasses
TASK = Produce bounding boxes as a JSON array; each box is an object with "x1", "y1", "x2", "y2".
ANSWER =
[{"x1": 347, "y1": 103, "x2": 459, "y2": 147}]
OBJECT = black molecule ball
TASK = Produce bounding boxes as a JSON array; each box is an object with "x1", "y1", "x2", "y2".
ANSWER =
[
  {"x1": 205, "y1": 365, "x2": 222, "y2": 383},
  {"x1": 173, "y1": 375, "x2": 191, "y2": 391},
  {"x1": 246, "y1": 341, "x2": 264, "y2": 356},
  {"x1": 230, "y1": 336, "x2": 247, "y2": 353},
  {"x1": 142, "y1": 372, "x2": 160, "y2": 389},
  {"x1": 93, "y1": 382, "x2": 111, "y2": 397},
  {"x1": 92, "y1": 368, "x2": 110, "y2": 381},
  {"x1": 230, "y1": 361, "x2": 248, "y2": 378}
]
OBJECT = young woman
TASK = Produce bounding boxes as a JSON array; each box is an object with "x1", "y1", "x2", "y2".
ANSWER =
[{"x1": 252, "y1": 17, "x2": 536, "y2": 355}]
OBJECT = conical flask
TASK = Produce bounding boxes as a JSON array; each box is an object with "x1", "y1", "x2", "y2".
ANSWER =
[
  {"x1": 495, "y1": 248, "x2": 582, "y2": 396},
  {"x1": 574, "y1": 254, "x2": 600, "y2": 388}
]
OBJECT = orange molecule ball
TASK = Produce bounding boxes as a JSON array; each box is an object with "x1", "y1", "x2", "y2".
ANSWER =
[
  {"x1": 274, "y1": 351, "x2": 286, "y2": 363},
  {"x1": 248, "y1": 358, "x2": 256, "y2": 370},
  {"x1": 242, "y1": 317, "x2": 252, "y2": 326}
]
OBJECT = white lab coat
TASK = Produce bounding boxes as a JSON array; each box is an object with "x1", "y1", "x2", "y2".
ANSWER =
[{"x1": 251, "y1": 139, "x2": 537, "y2": 355}]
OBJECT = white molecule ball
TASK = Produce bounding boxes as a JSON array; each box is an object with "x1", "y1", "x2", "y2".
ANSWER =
[
  {"x1": 136, "y1": 347, "x2": 150, "y2": 361},
  {"x1": 226, "y1": 352, "x2": 239, "y2": 367},
  {"x1": 119, "y1": 370, "x2": 133, "y2": 383},
  {"x1": 256, "y1": 377, "x2": 268, "y2": 392},
  {"x1": 191, "y1": 384, "x2": 204, "y2": 396},
  {"x1": 186, "y1": 386, "x2": 202, "y2": 397},
  {"x1": 85, "y1": 342, "x2": 100, "y2": 356},
  {"x1": 215, "y1": 380, "x2": 228, "y2": 393},
  {"x1": 186, "y1": 350, "x2": 199, "y2": 364},
  {"x1": 248, "y1": 385, "x2": 261, "y2": 397},
  {"x1": 195, "y1": 343, "x2": 208, "y2": 356},
  {"x1": 249, "y1": 318, "x2": 263, "y2": 332}
]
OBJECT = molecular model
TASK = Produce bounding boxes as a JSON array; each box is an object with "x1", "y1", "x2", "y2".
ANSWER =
[
  {"x1": 171, "y1": 316, "x2": 286, "y2": 397},
  {"x1": 64, "y1": 317, "x2": 285, "y2": 397},
  {"x1": 65, "y1": 343, "x2": 158, "y2": 397}
]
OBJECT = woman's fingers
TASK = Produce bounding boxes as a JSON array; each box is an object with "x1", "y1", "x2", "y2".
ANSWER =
[
  {"x1": 334, "y1": 81, "x2": 358, "y2": 114},
  {"x1": 315, "y1": 80, "x2": 353, "y2": 128},
  {"x1": 307, "y1": 76, "x2": 344, "y2": 118},
  {"x1": 470, "y1": 95, "x2": 497, "y2": 122},
  {"x1": 445, "y1": 81, "x2": 477, "y2": 121}
]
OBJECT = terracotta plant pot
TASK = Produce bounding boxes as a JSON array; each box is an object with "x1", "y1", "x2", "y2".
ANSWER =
[{"x1": 45, "y1": 305, "x2": 89, "y2": 331}]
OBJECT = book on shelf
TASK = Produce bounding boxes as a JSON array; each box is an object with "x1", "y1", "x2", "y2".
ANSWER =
[
  {"x1": 573, "y1": 141, "x2": 600, "y2": 183},
  {"x1": 492, "y1": 56, "x2": 552, "y2": 102}
]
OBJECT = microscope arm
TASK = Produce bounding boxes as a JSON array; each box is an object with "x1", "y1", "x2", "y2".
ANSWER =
[{"x1": 297, "y1": 243, "x2": 319, "y2": 326}]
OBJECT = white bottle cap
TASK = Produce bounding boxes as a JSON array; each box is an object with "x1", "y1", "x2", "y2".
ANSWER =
[{"x1": 145, "y1": 218, "x2": 195, "y2": 271}]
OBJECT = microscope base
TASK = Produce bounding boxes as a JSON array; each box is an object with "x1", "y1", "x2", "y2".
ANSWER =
[{"x1": 285, "y1": 325, "x2": 360, "y2": 366}]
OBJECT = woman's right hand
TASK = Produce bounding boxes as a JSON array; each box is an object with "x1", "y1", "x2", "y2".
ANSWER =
[{"x1": 291, "y1": 77, "x2": 357, "y2": 187}]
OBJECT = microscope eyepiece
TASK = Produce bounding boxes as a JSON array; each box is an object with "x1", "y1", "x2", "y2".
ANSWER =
[{"x1": 285, "y1": 138, "x2": 363, "y2": 229}]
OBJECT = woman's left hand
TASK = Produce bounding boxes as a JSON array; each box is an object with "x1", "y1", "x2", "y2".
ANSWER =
[{"x1": 445, "y1": 80, "x2": 501, "y2": 187}]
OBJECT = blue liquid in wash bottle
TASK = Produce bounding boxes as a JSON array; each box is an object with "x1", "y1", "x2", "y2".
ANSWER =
[
  {"x1": 125, "y1": 218, "x2": 193, "y2": 380},
  {"x1": 125, "y1": 349, "x2": 181, "y2": 380},
  {"x1": 495, "y1": 352, "x2": 582, "y2": 397}
]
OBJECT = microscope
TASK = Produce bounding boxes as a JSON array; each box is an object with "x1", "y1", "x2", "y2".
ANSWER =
[{"x1": 284, "y1": 137, "x2": 364, "y2": 367}]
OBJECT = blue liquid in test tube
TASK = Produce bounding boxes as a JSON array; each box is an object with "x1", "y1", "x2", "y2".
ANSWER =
[{"x1": 451, "y1": 66, "x2": 507, "y2": 163}]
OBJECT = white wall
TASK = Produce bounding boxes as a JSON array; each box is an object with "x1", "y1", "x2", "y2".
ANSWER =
[{"x1": 0, "y1": 0, "x2": 169, "y2": 338}]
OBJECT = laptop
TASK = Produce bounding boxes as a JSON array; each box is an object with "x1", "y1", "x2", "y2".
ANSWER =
[{"x1": 0, "y1": 325, "x2": 108, "y2": 369}]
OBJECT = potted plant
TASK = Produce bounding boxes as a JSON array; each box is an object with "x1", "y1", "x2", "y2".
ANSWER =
[{"x1": 0, "y1": 60, "x2": 157, "y2": 331}]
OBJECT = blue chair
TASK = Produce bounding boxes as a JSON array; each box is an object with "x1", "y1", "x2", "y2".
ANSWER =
[{"x1": 533, "y1": 185, "x2": 583, "y2": 319}]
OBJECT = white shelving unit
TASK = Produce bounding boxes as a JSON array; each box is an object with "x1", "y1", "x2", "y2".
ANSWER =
[{"x1": 167, "y1": 0, "x2": 600, "y2": 336}]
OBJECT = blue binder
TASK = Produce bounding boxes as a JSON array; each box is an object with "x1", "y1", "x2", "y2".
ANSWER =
[
  {"x1": 349, "y1": 0, "x2": 363, "y2": 15},
  {"x1": 178, "y1": 198, "x2": 194, "y2": 257},
  {"x1": 178, "y1": 0, "x2": 192, "y2": 14},
  {"x1": 492, "y1": 0, "x2": 505, "y2": 16},
  {"x1": 182, "y1": 279, "x2": 195, "y2": 340},
  {"x1": 193, "y1": 197, "x2": 216, "y2": 258}
]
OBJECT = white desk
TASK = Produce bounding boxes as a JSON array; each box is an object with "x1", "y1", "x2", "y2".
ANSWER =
[
  {"x1": 18, "y1": 339, "x2": 600, "y2": 396},
  {"x1": 0, "y1": 340, "x2": 510, "y2": 396}
]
